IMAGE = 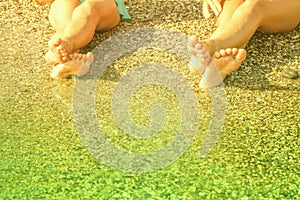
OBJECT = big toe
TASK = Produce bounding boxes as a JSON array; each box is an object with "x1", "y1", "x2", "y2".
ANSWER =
[
  {"x1": 235, "y1": 49, "x2": 247, "y2": 62},
  {"x1": 77, "y1": 52, "x2": 94, "y2": 76}
]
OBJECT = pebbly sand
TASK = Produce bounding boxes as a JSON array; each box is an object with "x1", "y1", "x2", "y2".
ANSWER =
[{"x1": 0, "y1": 0, "x2": 299, "y2": 199}]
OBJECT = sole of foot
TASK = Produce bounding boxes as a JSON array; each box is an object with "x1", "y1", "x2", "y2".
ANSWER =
[
  {"x1": 50, "y1": 52, "x2": 94, "y2": 79},
  {"x1": 188, "y1": 35, "x2": 211, "y2": 75},
  {"x1": 200, "y1": 48, "x2": 247, "y2": 89}
]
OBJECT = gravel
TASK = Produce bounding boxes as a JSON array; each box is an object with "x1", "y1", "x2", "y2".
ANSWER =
[{"x1": 0, "y1": 0, "x2": 299, "y2": 199}]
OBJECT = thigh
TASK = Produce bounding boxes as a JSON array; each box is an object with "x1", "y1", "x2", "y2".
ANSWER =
[
  {"x1": 259, "y1": 0, "x2": 300, "y2": 33},
  {"x1": 49, "y1": 0, "x2": 81, "y2": 31}
]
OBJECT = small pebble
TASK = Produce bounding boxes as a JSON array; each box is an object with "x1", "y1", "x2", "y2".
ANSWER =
[{"x1": 280, "y1": 68, "x2": 298, "y2": 79}]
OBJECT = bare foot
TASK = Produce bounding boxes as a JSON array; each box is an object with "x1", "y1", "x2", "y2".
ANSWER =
[
  {"x1": 50, "y1": 52, "x2": 94, "y2": 79},
  {"x1": 188, "y1": 36, "x2": 247, "y2": 88},
  {"x1": 45, "y1": 49, "x2": 79, "y2": 66},
  {"x1": 49, "y1": 36, "x2": 72, "y2": 63},
  {"x1": 199, "y1": 48, "x2": 247, "y2": 88},
  {"x1": 213, "y1": 48, "x2": 247, "y2": 79},
  {"x1": 35, "y1": 0, "x2": 54, "y2": 5},
  {"x1": 187, "y1": 35, "x2": 210, "y2": 75}
]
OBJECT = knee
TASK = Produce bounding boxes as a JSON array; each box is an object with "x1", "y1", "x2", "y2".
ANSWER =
[
  {"x1": 72, "y1": 0, "x2": 120, "y2": 29},
  {"x1": 243, "y1": 0, "x2": 263, "y2": 13},
  {"x1": 72, "y1": 2, "x2": 100, "y2": 23}
]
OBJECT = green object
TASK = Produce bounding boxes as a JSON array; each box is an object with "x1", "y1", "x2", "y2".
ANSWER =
[
  {"x1": 114, "y1": 0, "x2": 131, "y2": 20},
  {"x1": 78, "y1": 0, "x2": 131, "y2": 20}
]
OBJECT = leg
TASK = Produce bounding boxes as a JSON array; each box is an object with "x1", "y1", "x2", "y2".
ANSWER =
[
  {"x1": 256, "y1": 0, "x2": 300, "y2": 33},
  {"x1": 190, "y1": 0, "x2": 300, "y2": 57},
  {"x1": 188, "y1": 0, "x2": 300, "y2": 88},
  {"x1": 188, "y1": 0, "x2": 262, "y2": 88},
  {"x1": 49, "y1": 0, "x2": 120, "y2": 63},
  {"x1": 188, "y1": 0, "x2": 255, "y2": 64},
  {"x1": 49, "y1": 0, "x2": 81, "y2": 35},
  {"x1": 203, "y1": 0, "x2": 263, "y2": 55},
  {"x1": 45, "y1": 0, "x2": 81, "y2": 64}
]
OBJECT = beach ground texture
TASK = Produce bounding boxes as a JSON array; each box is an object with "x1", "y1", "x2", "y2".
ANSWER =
[{"x1": 0, "y1": 0, "x2": 299, "y2": 199}]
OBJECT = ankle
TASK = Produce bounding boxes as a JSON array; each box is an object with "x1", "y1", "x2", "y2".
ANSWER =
[{"x1": 201, "y1": 40, "x2": 217, "y2": 56}]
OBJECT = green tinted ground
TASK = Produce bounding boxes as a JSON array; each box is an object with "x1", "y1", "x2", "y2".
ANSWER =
[{"x1": 0, "y1": 0, "x2": 299, "y2": 199}]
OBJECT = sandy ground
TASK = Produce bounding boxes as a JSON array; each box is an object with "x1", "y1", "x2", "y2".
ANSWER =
[{"x1": 0, "y1": 0, "x2": 299, "y2": 199}]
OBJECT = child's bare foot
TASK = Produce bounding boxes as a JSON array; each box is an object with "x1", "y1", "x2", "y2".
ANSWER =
[
  {"x1": 49, "y1": 36, "x2": 72, "y2": 63},
  {"x1": 187, "y1": 35, "x2": 210, "y2": 75},
  {"x1": 35, "y1": 0, "x2": 54, "y2": 5},
  {"x1": 50, "y1": 52, "x2": 94, "y2": 79},
  {"x1": 45, "y1": 49, "x2": 79, "y2": 66},
  {"x1": 213, "y1": 48, "x2": 247, "y2": 79},
  {"x1": 199, "y1": 48, "x2": 247, "y2": 88},
  {"x1": 188, "y1": 36, "x2": 247, "y2": 88}
]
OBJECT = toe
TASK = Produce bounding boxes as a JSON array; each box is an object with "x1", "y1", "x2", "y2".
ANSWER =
[
  {"x1": 62, "y1": 56, "x2": 68, "y2": 62},
  {"x1": 231, "y1": 48, "x2": 239, "y2": 56},
  {"x1": 57, "y1": 45, "x2": 64, "y2": 51},
  {"x1": 188, "y1": 46, "x2": 196, "y2": 55},
  {"x1": 195, "y1": 43, "x2": 202, "y2": 52},
  {"x1": 225, "y1": 48, "x2": 232, "y2": 55},
  {"x1": 188, "y1": 35, "x2": 198, "y2": 47},
  {"x1": 77, "y1": 52, "x2": 94, "y2": 76},
  {"x1": 85, "y1": 52, "x2": 94, "y2": 64},
  {"x1": 72, "y1": 53, "x2": 79, "y2": 59},
  {"x1": 195, "y1": 43, "x2": 204, "y2": 50},
  {"x1": 77, "y1": 63, "x2": 90, "y2": 76},
  {"x1": 195, "y1": 43, "x2": 208, "y2": 56},
  {"x1": 236, "y1": 49, "x2": 247, "y2": 62},
  {"x1": 81, "y1": 54, "x2": 87, "y2": 60},
  {"x1": 214, "y1": 51, "x2": 222, "y2": 59},
  {"x1": 219, "y1": 49, "x2": 227, "y2": 57},
  {"x1": 77, "y1": 53, "x2": 83, "y2": 60}
]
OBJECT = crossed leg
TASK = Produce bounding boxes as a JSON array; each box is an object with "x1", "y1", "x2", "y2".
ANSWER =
[
  {"x1": 188, "y1": 0, "x2": 261, "y2": 88},
  {"x1": 47, "y1": 0, "x2": 119, "y2": 64},
  {"x1": 42, "y1": 0, "x2": 120, "y2": 78},
  {"x1": 188, "y1": 0, "x2": 300, "y2": 88},
  {"x1": 188, "y1": 36, "x2": 247, "y2": 88},
  {"x1": 44, "y1": 0, "x2": 81, "y2": 64}
]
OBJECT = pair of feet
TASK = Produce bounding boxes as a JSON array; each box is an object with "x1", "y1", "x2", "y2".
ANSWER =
[
  {"x1": 45, "y1": 37, "x2": 94, "y2": 78},
  {"x1": 45, "y1": 34, "x2": 245, "y2": 81},
  {"x1": 188, "y1": 35, "x2": 247, "y2": 88}
]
